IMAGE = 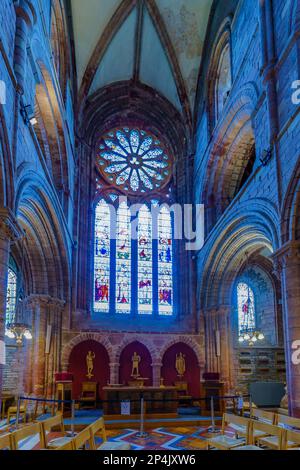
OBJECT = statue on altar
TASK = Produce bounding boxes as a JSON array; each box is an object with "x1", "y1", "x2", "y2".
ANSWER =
[
  {"x1": 131, "y1": 351, "x2": 141, "y2": 378},
  {"x1": 175, "y1": 352, "x2": 186, "y2": 378},
  {"x1": 86, "y1": 351, "x2": 95, "y2": 379}
]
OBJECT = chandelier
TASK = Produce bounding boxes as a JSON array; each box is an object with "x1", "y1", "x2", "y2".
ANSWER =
[
  {"x1": 238, "y1": 253, "x2": 264, "y2": 346},
  {"x1": 5, "y1": 233, "x2": 32, "y2": 347}
]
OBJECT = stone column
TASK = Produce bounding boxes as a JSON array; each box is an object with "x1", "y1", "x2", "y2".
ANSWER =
[
  {"x1": 45, "y1": 298, "x2": 65, "y2": 399},
  {"x1": 274, "y1": 242, "x2": 300, "y2": 416},
  {"x1": 216, "y1": 306, "x2": 233, "y2": 392},
  {"x1": 0, "y1": 209, "x2": 22, "y2": 394},
  {"x1": 29, "y1": 295, "x2": 50, "y2": 397},
  {"x1": 204, "y1": 308, "x2": 219, "y2": 373},
  {"x1": 152, "y1": 362, "x2": 162, "y2": 387},
  {"x1": 109, "y1": 363, "x2": 120, "y2": 385}
]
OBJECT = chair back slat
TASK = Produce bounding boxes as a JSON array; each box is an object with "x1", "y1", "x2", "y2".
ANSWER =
[
  {"x1": 55, "y1": 440, "x2": 74, "y2": 450},
  {"x1": 89, "y1": 417, "x2": 107, "y2": 449},
  {"x1": 0, "y1": 433, "x2": 13, "y2": 450},
  {"x1": 251, "y1": 408, "x2": 275, "y2": 424},
  {"x1": 250, "y1": 420, "x2": 283, "y2": 447},
  {"x1": 73, "y1": 427, "x2": 93, "y2": 450},
  {"x1": 283, "y1": 429, "x2": 300, "y2": 449},
  {"x1": 11, "y1": 422, "x2": 42, "y2": 450},
  {"x1": 277, "y1": 414, "x2": 300, "y2": 430},
  {"x1": 40, "y1": 413, "x2": 65, "y2": 448}
]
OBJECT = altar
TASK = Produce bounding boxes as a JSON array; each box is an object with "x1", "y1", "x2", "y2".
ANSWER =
[{"x1": 103, "y1": 386, "x2": 178, "y2": 418}]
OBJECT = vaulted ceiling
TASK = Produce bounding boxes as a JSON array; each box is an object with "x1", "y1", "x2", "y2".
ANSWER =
[{"x1": 70, "y1": 0, "x2": 213, "y2": 122}]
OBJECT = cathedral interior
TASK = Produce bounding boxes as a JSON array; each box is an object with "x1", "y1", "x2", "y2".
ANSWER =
[{"x1": 0, "y1": 0, "x2": 300, "y2": 453}]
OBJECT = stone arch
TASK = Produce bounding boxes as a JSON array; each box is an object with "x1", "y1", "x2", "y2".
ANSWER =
[
  {"x1": 159, "y1": 336, "x2": 203, "y2": 367},
  {"x1": 206, "y1": 16, "x2": 232, "y2": 133},
  {"x1": 50, "y1": 0, "x2": 70, "y2": 97},
  {"x1": 61, "y1": 333, "x2": 114, "y2": 369},
  {"x1": 0, "y1": 103, "x2": 14, "y2": 209},
  {"x1": 199, "y1": 199, "x2": 279, "y2": 309},
  {"x1": 114, "y1": 336, "x2": 157, "y2": 363},
  {"x1": 14, "y1": 173, "x2": 71, "y2": 303},
  {"x1": 281, "y1": 159, "x2": 300, "y2": 243},
  {"x1": 201, "y1": 83, "x2": 259, "y2": 222},
  {"x1": 33, "y1": 61, "x2": 70, "y2": 213}
]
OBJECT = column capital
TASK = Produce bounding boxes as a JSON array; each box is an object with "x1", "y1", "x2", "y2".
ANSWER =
[
  {"x1": 0, "y1": 208, "x2": 23, "y2": 241},
  {"x1": 272, "y1": 241, "x2": 300, "y2": 267},
  {"x1": 26, "y1": 294, "x2": 65, "y2": 309}
]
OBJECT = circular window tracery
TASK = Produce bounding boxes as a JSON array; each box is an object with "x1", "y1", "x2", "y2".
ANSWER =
[{"x1": 96, "y1": 128, "x2": 172, "y2": 193}]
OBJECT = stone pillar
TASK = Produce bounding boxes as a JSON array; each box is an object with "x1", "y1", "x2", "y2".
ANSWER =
[
  {"x1": 204, "y1": 308, "x2": 219, "y2": 373},
  {"x1": 0, "y1": 209, "x2": 22, "y2": 394},
  {"x1": 109, "y1": 363, "x2": 120, "y2": 385},
  {"x1": 45, "y1": 298, "x2": 65, "y2": 398},
  {"x1": 274, "y1": 242, "x2": 300, "y2": 416},
  {"x1": 13, "y1": 0, "x2": 35, "y2": 92},
  {"x1": 29, "y1": 295, "x2": 50, "y2": 397},
  {"x1": 152, "y1": 362, "x2": 162, "y2": 387},
  {"x1": 218, "y1": 306, "x2": 233, "y2": 392}
]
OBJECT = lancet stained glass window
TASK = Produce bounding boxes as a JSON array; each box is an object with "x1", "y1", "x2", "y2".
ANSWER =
[
  {"x1": 158, "y1": 208, "x2": 173, "y2": 315},
  {"x1": 138, "y1": 205, "x2": 153, "y2": 314},
  {"x1": 237, "y1": 282, "x2": 256, "y2": 333},
  {"x1": 6, "y1": 268, "x2": 17, "y2": 325},
  {"x1": 93, "y1": 199, "x2": 174, "y2": 316},
  {"x1": 116, "y1": 202, "x2": 131, "y2": 313},
  {"x1": 94, "y1": 200, "x2": 110, "y2": 312},
  {"x1": 97, "y1": 128, "x2": 172, "y2": 194}
]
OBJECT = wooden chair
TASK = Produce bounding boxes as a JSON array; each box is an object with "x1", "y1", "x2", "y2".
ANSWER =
[
  {"x1": 207, "y1": 413, "x2": 250, "y2": 450},
  {"x1": 40, "y1": 413, "x2": 71, "y2": 449},
  {"x1": 250, "y1": 408, "x2": 276, "y2": 424},
  {"x1": 55, "y1": 440, "x2": 75, "y2": 450},
  {"x1": 250, "y1": 420, "x2": 284, "y2": 449},
  {"x1": 73, "y1": 427, "x2": 94, "y2": 450},
  {"x1": 282, "y1": 429, "x2": 300, "y2": 450},
  {"x1": 0, "y1": 433, "x2": 14, "y2": 450},
  {"x1": 7, "y1": 399, "x2": 27, "y2": 425},
  {"x1": 10, "y1": 422, "x2": 42, "y2": 450},
  {"x1": 80, "y1": 382, "x2": 97, "y2": 408},
  {"x1": 276, "y1": 414, "x2": 300, "y2": 430},
  {"x1": 89, "y1": 417, "x2": 131, "y2": 450}
]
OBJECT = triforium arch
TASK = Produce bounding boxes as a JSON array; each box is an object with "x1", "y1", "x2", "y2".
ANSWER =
[
  {"x1": 206, "y1": 15, "x2": 233, "y2": 133},
  {"x1": 14, "y1": 176, "x2": 71, "y2": 303},
  {"x1": 201, "y1": 83, "x2": 259, "y2": 228}
]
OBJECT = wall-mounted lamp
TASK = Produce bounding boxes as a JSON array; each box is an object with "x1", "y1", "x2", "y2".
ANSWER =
[{"x1": 20, "y1": 102, "x2": 37, "y2": 126}]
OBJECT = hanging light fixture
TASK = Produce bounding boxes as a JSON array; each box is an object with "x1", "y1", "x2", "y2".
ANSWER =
[
  {"x1": 238, "y1": 252, "x2": 265, "y2": 346},
  {"x1": 5, "y1": 233, "x2": 32, "y2": 347}
]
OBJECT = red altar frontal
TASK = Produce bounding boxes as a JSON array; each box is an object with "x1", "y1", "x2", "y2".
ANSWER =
[{"x1": 103, "y1": 386, "x2": 178, "y2": 419}]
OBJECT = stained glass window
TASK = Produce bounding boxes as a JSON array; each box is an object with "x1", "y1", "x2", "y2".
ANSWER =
[
  {"x1": 158, "y1": 207, "x2": 173, "y2": 315},
  {"x1": 237, "y1": 282, "x2": 256, "y2": 333},
  {"x1": 116, "y1": 202, "x2": 131, "y2": 314},
  {"x1": 138, "y1": 205, "x2": 153, "y2": 314},
  {"x1": 94, "y1": 200, "x2": 110, "y2": 312},
  {"x1": 97, "y1": 128, "x2": 172, "y2": 194},
  {"x1": 6, "y1": 268, "x2": 17, "y2": 325}
]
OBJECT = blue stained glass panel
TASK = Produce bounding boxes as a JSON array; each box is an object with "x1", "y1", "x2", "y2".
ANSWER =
[
  {"x1": 138, "y1": 205, "x2": 153, "y2": 314},
  {"x1": 6, "y1": 268, "x2": 17, "y2": 325},
  {"x1": 94, "y1": 200, "x2": 110, "y2": 312},
  {"x1": 116, "y1": 202, "x2": 131, "y2": 314},
  {"x1": 237, "y1": 282, "x2": 256, "y2": 333},
  {"x1": 158, "y1": 208, "x2": 173, "y2": 315}
]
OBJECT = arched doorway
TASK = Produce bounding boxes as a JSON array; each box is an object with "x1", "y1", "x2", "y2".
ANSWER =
[
  {"x1": 119, "y1": 341, "x2": 153, "y2": 386},
  {"x1": 68, "y1": 340, "x2": 110, "y2": 400},
  {"x1": 161, "y1": 343, "x2": 200, "y2": 397}
]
